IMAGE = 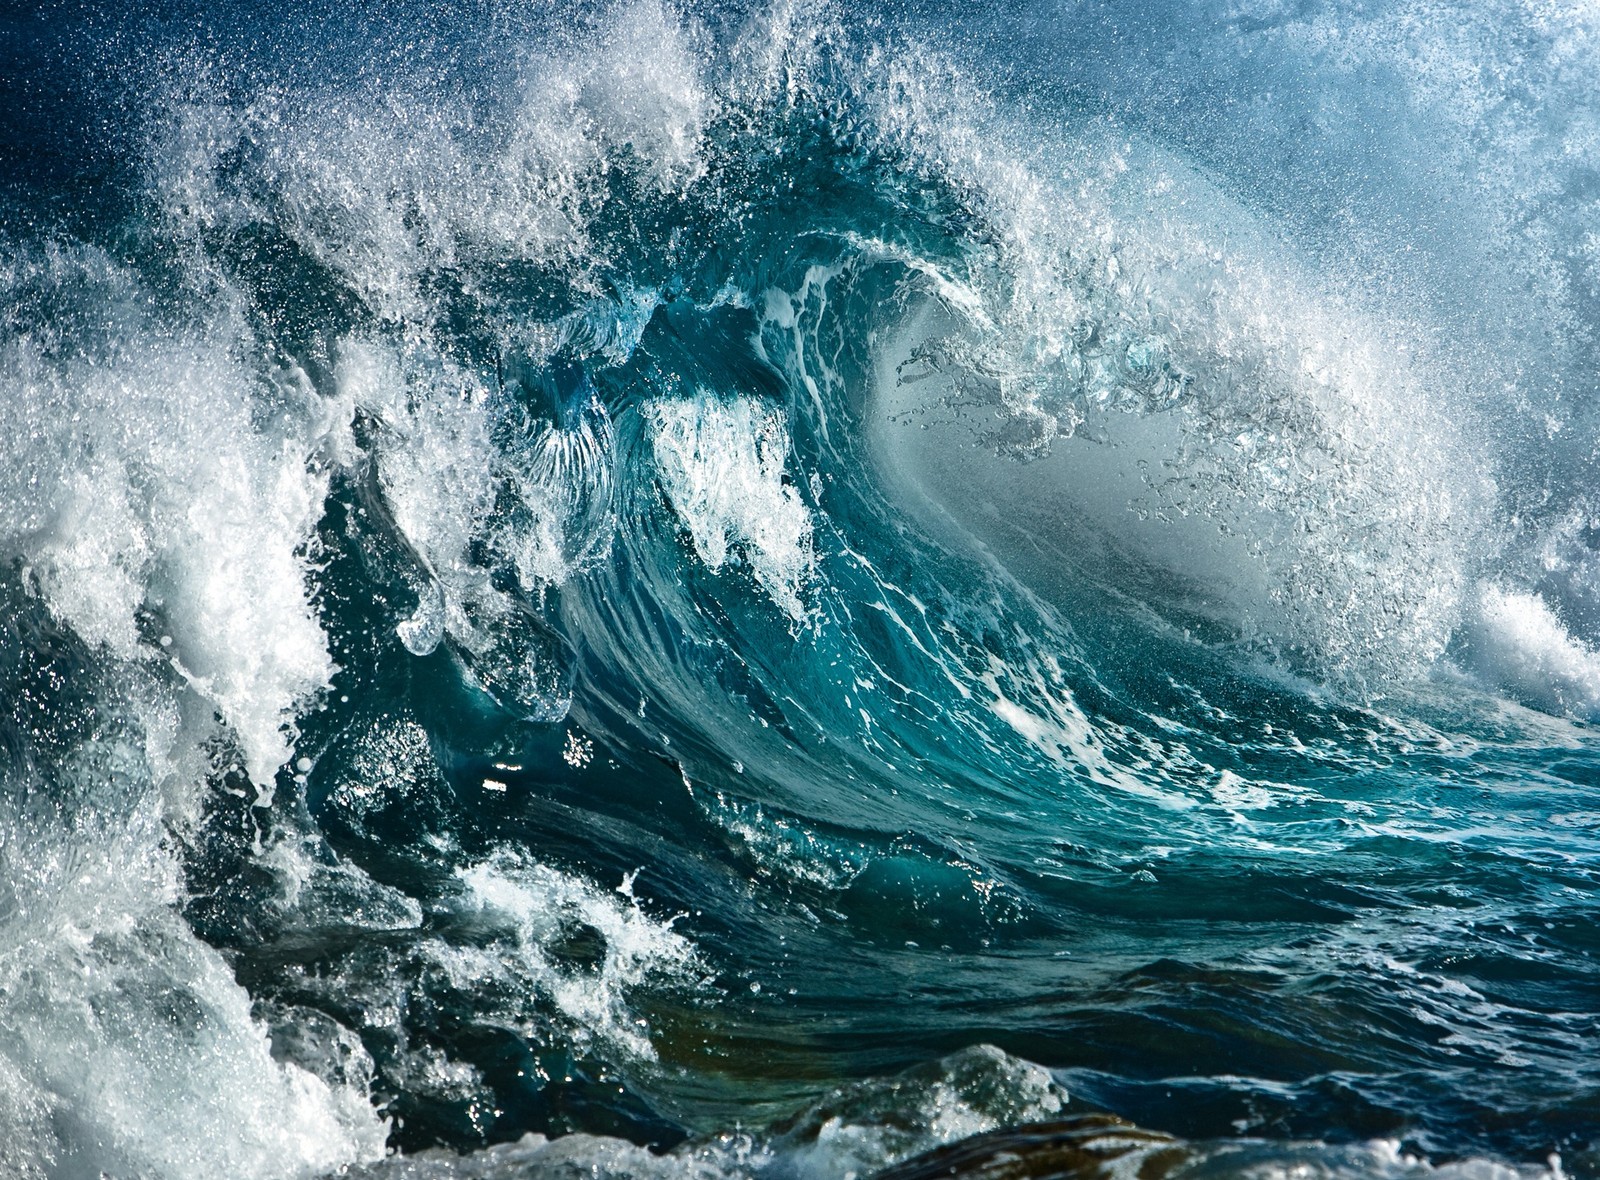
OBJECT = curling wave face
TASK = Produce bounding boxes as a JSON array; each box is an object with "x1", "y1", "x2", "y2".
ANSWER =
[{"x1": 2, "y1": 0, "x2": 1600, "y2": 1176}]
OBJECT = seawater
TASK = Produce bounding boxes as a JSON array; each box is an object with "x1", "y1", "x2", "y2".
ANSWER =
[{"x1": 2, "y1": 1, "x2": 1598, "y2": 1176}]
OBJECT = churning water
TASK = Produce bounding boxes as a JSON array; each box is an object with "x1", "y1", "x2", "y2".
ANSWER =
[{"x1": 2, "y1": 0, "x2": 1599, "y2": 1176}]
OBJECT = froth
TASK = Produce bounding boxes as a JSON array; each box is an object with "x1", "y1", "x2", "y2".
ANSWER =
[
  {"x1": 149, "y1": 1, "x2": 713, "y2": 328},
  {"x1": 647, "y1": 394, "x2": 816, "y2": 623},
  {"x1": 1465, "y1": 585, "x2": 1600, "y2": 717},
  {"x1": 449, "y1": 852, "x2": 703, "y2": 1059},
  {"x1": 0, "y1": 697, "x2": 386, "y2": 1176},
  {"x1": 1, "y1": 242, "x2": 336, "y2": 787}
]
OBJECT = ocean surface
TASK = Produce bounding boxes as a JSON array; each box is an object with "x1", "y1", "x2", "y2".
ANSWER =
[{"x1": 2, "y1": 1, "x2": 1599, "y2": 1176}]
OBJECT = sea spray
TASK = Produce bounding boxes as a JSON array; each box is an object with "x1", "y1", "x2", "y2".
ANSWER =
[{"x1": 2, "y1": 1, "x2": 1599, "y2": 1176}]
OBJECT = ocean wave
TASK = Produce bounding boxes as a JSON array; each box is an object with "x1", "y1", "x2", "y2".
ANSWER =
[{"x1": 3, "y1": 0, "x2": 1600, "y2": 1175}]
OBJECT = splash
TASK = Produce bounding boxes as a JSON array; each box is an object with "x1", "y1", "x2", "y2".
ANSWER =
[{"x1": 4, "y1": 0, "x2": 1600, "y2": 1176}]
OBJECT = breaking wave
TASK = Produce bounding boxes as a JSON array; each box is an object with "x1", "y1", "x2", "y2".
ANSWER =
[{"x1": 3, "y1": 0, "x2": 1600, "y2": 1176}]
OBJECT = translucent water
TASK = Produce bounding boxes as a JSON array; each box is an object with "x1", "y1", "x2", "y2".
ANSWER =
[{"x1": 2, "y1": 0, "x2": 1599, "y2": 1176}]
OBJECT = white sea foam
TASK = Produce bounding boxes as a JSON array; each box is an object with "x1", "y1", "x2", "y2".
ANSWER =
[
  {"x1": 333, "y1": 335, "x2": 590, "y2": 717},
  {"x1": 553, "y1": 0, "x2": 715, "y2": 191},
  {"x1": 0, "y1": 245, "x2": 383, "y2": 1167},
  {"x1": 335, "y1": 337, "x2": 498, "y2": 595},
  {"x1": 151, "y1": 1, "x2": 711, "y2": 327},
  {"x1": 1466, "y1": 585, "x2": 1600, "y2": 716},
  {"x1": 0, "y1": 242, "x2": 336, "y2": 789},
  {"x1": 0, "y1": 729, "x2": 388, "y2": 1178},
  {"x1": 1, "y1": 1, "x2": 1595, "y2": 1175},
  {"x1": 446, "y1": 852, "x2": 703, "y2": 1059},
  {"x1": 0, "y1": 201, "x2": 378, "y2": 1180},
  {"x1": 647, "y1": 394, "x2": 816, "y2": 623}
]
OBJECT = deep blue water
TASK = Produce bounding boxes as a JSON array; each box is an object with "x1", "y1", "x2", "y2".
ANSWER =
[{"x1": 2, "y1": 2, "x2": 1599, "y2": 1177}]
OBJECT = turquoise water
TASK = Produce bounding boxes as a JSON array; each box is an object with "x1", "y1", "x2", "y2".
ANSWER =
[{"x1": 2, "y1": 1, "x2": 1599, "y2": 1176}]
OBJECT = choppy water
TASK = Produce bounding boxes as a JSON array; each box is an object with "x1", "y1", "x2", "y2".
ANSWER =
[{"x1": 3, "y1": 1, "x2": 1599, "y2": 1176}]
